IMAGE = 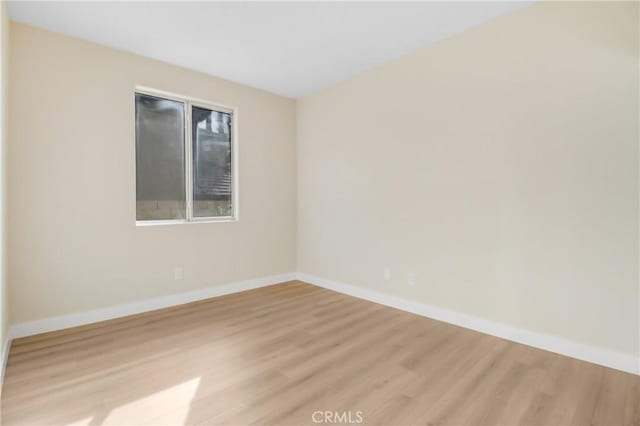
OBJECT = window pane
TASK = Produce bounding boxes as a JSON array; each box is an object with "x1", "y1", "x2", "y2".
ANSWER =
[
  {"x1": 192, "y1": 106, "x2": 233, "y2": 217},
  {"x1": 135, "y1": 93, "x2": 186, "y2": 221}
]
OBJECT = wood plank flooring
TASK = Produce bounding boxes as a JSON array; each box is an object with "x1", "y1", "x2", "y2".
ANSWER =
[{"x1": 1, "y1": 281, "x2": 638, "y2": 425}]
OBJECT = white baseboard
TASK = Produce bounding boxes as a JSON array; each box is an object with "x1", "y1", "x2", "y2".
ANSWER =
[
  {"x1": 297, "y1": 273, "x2": 640, "y2": 376},
  {"x1": 9, "y1": 272, "x2": 297, "y2": 340},
  {"x1": 1, "y1": 335, "x2": 10, "y2": 386},
  {"x1": 5, "y1": 271, "x2": 638, "y2": 376}
]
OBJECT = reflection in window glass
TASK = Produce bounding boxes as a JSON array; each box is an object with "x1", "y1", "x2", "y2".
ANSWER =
[
  {"x1": 192, "y1": 106, "x2": 232, "y2": 217},
  {"x1": 135, "y1": 93, "x2": 186, "y2": 220}
]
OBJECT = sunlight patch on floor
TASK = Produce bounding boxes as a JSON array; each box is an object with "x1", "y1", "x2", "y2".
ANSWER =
[{"x1": 98, "y1": 377, "x2": 202, "y2": 426}]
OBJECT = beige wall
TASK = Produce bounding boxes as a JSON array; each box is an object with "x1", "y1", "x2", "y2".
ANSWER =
[
  {"x1": 297, "y1": 2, "x2": 639, "y2": 357},
  {"x1": 1, "y1": 2, "x2": 9, "y2": 358},
  {"x1": 9, "y1": 23, "x2": 296, "y2": 323},
  {"x1": 5, "y1": 2, "x2": 639, "y2": 362}
]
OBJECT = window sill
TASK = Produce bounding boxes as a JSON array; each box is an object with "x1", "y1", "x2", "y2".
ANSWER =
[{"x1": 136, "y1": 217, "x2": 238, "y2": 227}]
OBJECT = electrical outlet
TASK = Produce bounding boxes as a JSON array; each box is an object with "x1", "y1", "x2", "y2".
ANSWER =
[
  {"x1": 384, "y1": 267, "x2": 391, "y2": 281},
  {"x1": 408, "y1": 272, "x2": 416, "y2": 287},
  {"x1": 174, "y1": 267, "x2": 184, "y2": 281}
]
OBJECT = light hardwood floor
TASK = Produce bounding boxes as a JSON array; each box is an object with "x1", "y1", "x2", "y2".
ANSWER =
[{"x1": 1, "y1": 281, "x2": 638, "y2": 426}]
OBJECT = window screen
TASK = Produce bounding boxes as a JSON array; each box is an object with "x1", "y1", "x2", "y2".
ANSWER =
[{"x1": 135, "y1": 93, "x2": 186, "y2": 221}]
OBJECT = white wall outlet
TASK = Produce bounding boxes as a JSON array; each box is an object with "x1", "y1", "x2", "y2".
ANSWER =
[
  {"x1": 174, "y1": 266, "x2": 184, "y2": 281},
  {"x1": 383, "y1": 267, "x2": 391, "y2": 281},
  {"x1": 408, "y1": 272, "x2": 416, "y2": 287}
]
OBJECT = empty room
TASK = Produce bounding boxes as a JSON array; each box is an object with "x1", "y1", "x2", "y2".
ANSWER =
[{"x1": 0, "y1": 1, "x2": 638, "y2": 425}]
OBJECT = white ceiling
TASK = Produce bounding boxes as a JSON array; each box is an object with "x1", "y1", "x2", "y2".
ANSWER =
[{"x1": 8, "y1": 1, "x2": 530, "y2": 98}]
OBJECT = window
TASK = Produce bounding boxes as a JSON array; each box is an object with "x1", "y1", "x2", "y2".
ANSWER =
[{"x1": 135, "y1": 89, "x2": 236, "y2": 224}]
